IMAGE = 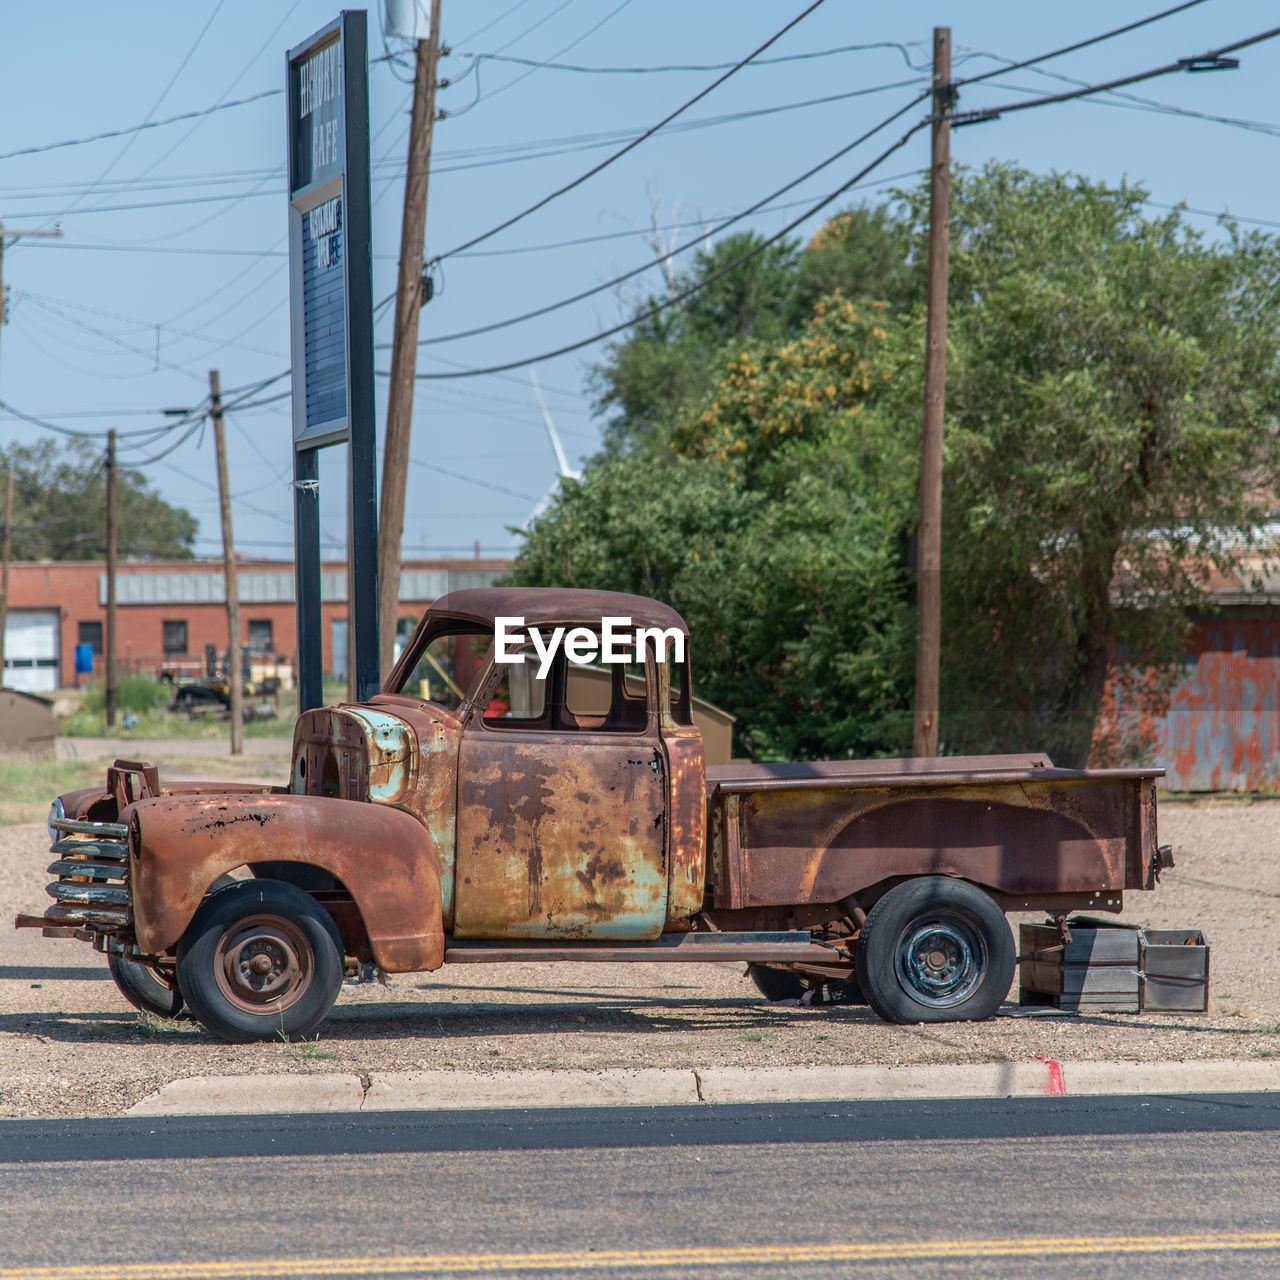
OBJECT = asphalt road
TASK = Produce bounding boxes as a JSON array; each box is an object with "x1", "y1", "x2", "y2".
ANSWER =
[{"x1": 1, "y1": 1095, "x2": 1278, "y2": 1278}]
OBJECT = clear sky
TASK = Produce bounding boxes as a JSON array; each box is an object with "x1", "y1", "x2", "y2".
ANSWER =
[{"x1": 1, "y1": 0, "x2": 1276, "y2": 565}]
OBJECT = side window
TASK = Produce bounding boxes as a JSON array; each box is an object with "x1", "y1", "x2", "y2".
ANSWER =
[
  {"x1": 667, "y1": 656, "x2": 694, "y2": 726},
  {"x1": 563, "y1": 644, "x2": 649, "y2": 734},
  {"x1": 482, "y1": 642, "x2": 549, "y2": 725},
  {"x1": 397, "y1": 630, "x2": 491, "y2": 713}
]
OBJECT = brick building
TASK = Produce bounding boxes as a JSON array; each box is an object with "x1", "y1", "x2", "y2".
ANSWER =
[{"x1": 1, "y1": 557, "x2": 508, "y2": 691}]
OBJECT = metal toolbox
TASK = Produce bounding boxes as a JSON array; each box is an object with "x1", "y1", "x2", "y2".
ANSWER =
[
  {"x1": 1019, "y1": 920, "x2": 1208, "y2": 1014},
  {"x1": 1141, "y1": 928, "x2": 1210, "y2": 1012}
]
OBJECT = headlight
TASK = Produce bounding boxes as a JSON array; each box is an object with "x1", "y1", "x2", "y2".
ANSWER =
[{"x1": 47, "y1": 797, "x2": 65, "y2": 846}]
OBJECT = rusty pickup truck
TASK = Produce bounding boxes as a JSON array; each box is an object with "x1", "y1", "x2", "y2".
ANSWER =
[{"x1": 17, "y1": 588, "x2": 1171, "y2": 1042}]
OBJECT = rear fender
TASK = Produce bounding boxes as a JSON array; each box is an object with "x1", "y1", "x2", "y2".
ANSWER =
[{"x1": 126, "y1": 793, "x2": 444, "y2": 972}]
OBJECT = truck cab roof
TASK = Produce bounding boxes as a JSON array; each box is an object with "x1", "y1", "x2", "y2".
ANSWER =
[{"x1": 426, "y1": 587, "x2": 689, "y2": 634}]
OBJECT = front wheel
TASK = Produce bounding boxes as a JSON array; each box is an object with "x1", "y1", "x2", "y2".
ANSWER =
[
  {"x1": 747, "y1": 964, "x2": 865, "y2": 1005},
  {"x1": 176, "y1": 879, "x2": 344, "y2": 1043},
  {"x1": 108, "y1": 954, "x2": 184, "y2": 1019},
  {"x1": 855, "y1": 878, "x2": 1014, "y2": 1024}
]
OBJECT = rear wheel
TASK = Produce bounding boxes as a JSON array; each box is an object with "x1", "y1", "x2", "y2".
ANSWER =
[
  {"x1": 855, "y1": 877, "x2": 1014, "y2": 1024},
  {"x1": 108, "y1": 954, "x2": 184, "y2": 1019},
  {"x1": 176, "y1": 880, "x2": 344, "y2": 1043}
]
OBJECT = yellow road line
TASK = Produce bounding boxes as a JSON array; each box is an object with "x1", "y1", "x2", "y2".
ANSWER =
[{"x1": 6, "y1": 1234, "x2": 1280, "y2": 1278}]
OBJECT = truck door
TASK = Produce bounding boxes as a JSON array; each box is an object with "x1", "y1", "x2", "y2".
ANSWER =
[{"x1": 453, "y1": 640, "x2": 669, "y2": 940}]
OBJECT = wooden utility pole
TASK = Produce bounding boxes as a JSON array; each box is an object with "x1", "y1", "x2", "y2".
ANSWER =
[
  {"x1": 0, "y1": 221, "x2": 64, "y2": 369},
  {"x1": 378, "y1": 0, "x2": 444, "y2": 678},
  {"x1": 913, "y1": 26, "x2": 952, "y2": 758},
  {"x1": 0, "y1": 464, "x2": 13, "y2": 684},
  {"x1": 209, "y1": 370, "x2": 243, "y2": 754},
  {"x1": 105, "y1": 430, "x2": 118, "y2": 729}
]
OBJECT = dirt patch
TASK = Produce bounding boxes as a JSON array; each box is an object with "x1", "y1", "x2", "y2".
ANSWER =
[{"x1": 2, "y1": 802, "x2": 1278, "y2": 1119}]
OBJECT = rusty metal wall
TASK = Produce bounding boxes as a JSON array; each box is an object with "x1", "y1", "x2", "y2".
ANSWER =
[{"x1": 1103, "y1": 616, "x2": 1280, "y2": 792}]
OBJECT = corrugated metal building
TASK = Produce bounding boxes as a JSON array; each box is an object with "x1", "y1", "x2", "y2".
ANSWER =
[{"x1": 1097, "y1": 545, "x2": 1280, "y2": 791}]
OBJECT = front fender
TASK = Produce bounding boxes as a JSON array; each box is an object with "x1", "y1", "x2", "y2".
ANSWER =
[{"x1": 126, "y1": 793, "x2": 445, "y2": 973}]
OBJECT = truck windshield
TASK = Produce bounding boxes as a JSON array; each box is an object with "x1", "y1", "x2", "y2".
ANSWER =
[{"x1": 396, "y1": 630, "x2": 490, "y2": 712}]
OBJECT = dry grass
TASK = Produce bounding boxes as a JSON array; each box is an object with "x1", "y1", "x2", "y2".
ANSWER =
[{"x1": 0, "y1": 755, "x2": 103, "y2": 826}]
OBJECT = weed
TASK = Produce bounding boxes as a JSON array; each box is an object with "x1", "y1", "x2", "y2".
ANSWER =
[
  {"x1": 1254, "y1": 1049, "x2": 1278, "y2": 1059},
  {"x1": 737, "y1": 1031, "x2": 775, "y2": 1044},
  {"x1": 134, "y1": 1010, "x2": 198, "y2": 1037},
  {"x1": 276, "y1": 1028, "x2": 337, "y2": 1060}
]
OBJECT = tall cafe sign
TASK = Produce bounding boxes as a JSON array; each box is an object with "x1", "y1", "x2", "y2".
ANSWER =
[{"x1": 286, "y1": 12, "x2": 380, "y2": 709}]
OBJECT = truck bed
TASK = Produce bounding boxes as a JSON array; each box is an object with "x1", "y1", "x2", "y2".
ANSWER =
[{"x1": 706, "y1": 754, "x2": 1163, "y2": 915}]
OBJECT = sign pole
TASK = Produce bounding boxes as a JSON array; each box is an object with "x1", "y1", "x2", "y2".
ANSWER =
[
  {"x1": 341, "y1": 11, "x2": 381, "y2": 703},
  {"x1": 286, "y1": 11, "x2": 379, "y2": 713}
]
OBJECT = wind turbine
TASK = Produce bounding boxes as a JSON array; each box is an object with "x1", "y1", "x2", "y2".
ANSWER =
[{"x1": 525, "y1": 368, "x2": 582, "y2": 527}]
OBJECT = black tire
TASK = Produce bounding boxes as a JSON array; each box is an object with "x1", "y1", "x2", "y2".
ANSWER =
[
  {"x1": 747, "y1": 964, "x2": 810, "y2": 1002},
  {"x1": 747, "y1": 963, "x2": 866, "y2": 1006},
  {"x1": 176, "y1": 879, "x2": 344, "y2": 1043},
  {"x1": 855, "y1": 877, "x2": 1014, "y2": 1024},
  {"x1": 108, "y1": 954, "x2": 184, "y2": 1019}
]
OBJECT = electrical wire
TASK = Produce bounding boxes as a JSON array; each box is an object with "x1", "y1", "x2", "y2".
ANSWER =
[
  {"x1": 447, "y1": 0, "x2": 636, "y2": 115},
  {"x1": 951, "y1": 26, "x2": 1280, "y2": 127},
  {"x1": 455, "y1": 0, "x2": 537, "y2": 47},
  {"x1": 954, "y1": 0, "x2": 1210, "y2": 87},
  {"x1": 409, "y1": 457, "x2": 539, "y2": 502},
  {"x1": 0, "y1": 90, "x2": 282, "y2": 163},
  {"x1": 0, "y1": 399, "x2": 198, "y2": 441},
  {"x1": 404, "y1": 92, "x2": 928, "y2": 348},
  {"x1": 407, "y1": 114, "x2": 930, "y2": 380},
  {"x1": 453, "y1": 40, "x2": 930, "y2": 76},
  {"x1": 55, "y1": 0, "x2": 229, "y2": 229},
  {"x1": 18, "y1": 294, "x2": 209, "y2": 383},
  {"x1": 430, "y1": 0, "x2": 832, "y2": 263},
  {"x1": 959, "y1": 54, "x2": 1280, "y2": 137}
]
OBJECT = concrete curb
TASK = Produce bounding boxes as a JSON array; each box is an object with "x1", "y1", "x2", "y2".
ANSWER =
[{"x1": 123, "y1": 1058, "x2": 1280, "y2": 1117}]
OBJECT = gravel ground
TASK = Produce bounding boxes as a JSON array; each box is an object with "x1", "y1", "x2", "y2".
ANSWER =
[{"x1": 2, "y1": 801, "x2": 1278, "y2": 1119}]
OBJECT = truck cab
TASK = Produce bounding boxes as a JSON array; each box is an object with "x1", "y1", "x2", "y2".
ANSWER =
[{"x1": 292, "y1": 587, "x2": 707, "y2": 941}]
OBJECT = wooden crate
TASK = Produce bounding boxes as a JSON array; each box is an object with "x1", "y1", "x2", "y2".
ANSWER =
[{"x1": 1019, "y1": 922, "x2": 1139, "y2": 1013}]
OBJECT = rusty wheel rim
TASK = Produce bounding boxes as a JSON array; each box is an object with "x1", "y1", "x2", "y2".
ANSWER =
[
  {"x1": 895, "y1": 911, "x2": 987, "y2": 1008},
  {"x1": 213, "y1": 913, "x2": 313, "y2": 1015}
]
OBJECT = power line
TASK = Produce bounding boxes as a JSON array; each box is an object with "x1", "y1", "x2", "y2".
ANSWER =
[
  {"x1": 57, "y1": 1, "x2": 229, "y2": 226},
  {"x1": 453, "y1": 39, "x2": 930, "y2": 76},
  {"x1": 454, "y1": 0, "x2": 537, "y2": 47},
  {"x1": 951, "y1": 26, "x2": 1280, "y2": 127},
  {"x1": 403, "y1": 92, "x2": 929, "y2": 347},
  {"x1": 0, "y1": 90, "x2": 282, "y2": 163},
  {"x1": 409, "y1": 457, "x2": 539, "y2": 502},
  {"x1": 9, "y1": 79, "x2": 924, "y2": 222},
  {"x1": 448, "y1": 0, "x2": 637, "y2": 116},
  {"x1": 0, "y1": 399, "x2": 202, "y2": 441},
  {"x1": 954, "y1": 0, "x2": 1210, "y2": 87},
  {"x1": 962, "y1": 54, "x2": 1280, "y2": 137},
  {"x1": 431, "y1": 0, "x2": 832, "y2": 263},
  {"x1": 17, "y1": 293, "x2": 209, "y2": 383},
  {"x1": 407, "y1": 113, "x2": 930, "y2": 380}
]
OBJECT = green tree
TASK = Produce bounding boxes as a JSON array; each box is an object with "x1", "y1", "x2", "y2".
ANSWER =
[
  {"x1": 516, "y1": 298, "x2": 917, "y2": 759},
  {"x1": 520, "y1": 168, "x2": 1280, "y2": 767},
  {"x1": 927, "y1": 166, "x2": 1280, "y2": 765},
  {"x1": 0, "y1": 436, "x2": 198, "y2": 560},
  {"x1": 592, "y1": 232, "x2": 802, "y2": 456}
]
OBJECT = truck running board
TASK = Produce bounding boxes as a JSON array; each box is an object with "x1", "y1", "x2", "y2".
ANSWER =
[{"x1": 443, "y1": 931, "x2": 832, "y2": 965}]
